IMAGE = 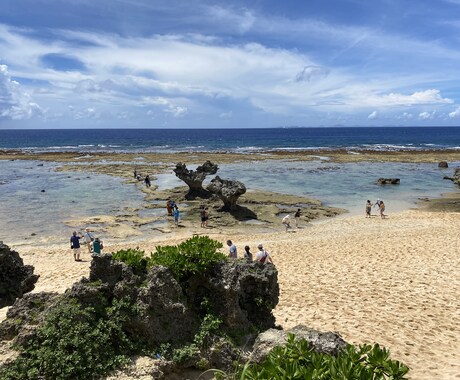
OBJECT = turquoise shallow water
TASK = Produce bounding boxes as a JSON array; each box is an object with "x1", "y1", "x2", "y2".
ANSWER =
[
  {"x1": 155, "y1": 160, "x2": 460, "y2": 215},
  {"x1": 1, "y1": 158, "x2": 459, "y2": 246}
]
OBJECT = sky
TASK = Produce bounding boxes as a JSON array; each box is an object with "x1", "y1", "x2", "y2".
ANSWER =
[{"x1": 1, "y1": 0, "x2": 460, "y2": 129}]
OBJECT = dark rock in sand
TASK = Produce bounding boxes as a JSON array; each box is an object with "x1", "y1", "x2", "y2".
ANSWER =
[
  {"x1": 0, "y1": 292, "x2": 59, "y2": 345},
  {"x1": 207, "y1": 176, "x2": 247, "y2": 211},
  {"x1": 377, "y1": 178, "x2": 400, "y2": 185},
  {"x1": 438, "y1": 161, "x2": 449, "y2": 168},
  {"x1": 250, "y1": 325, "x2": 348, "y2": 364},
  {"x1": 0, "y1": 242, "x2": 39, "y2": 308},
  {"x1": 173, "y1": 161, "x2": 218, "y2": 199}
]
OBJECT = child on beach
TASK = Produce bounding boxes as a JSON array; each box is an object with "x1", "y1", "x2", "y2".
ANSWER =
[
  {"x1": 174, "y1": 206, "x2": 180, "y2": 225},
  {"x1": 144, "y1": 175, "x2": 151, "y2": 188}
]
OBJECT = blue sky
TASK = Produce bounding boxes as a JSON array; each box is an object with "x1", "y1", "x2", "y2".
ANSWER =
[{"x1": 1, "y1": 0, "x2": 460, "y2": 128}]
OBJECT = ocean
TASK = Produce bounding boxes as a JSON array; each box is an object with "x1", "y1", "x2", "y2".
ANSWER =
[
  {"x1": 1, "y1": 127, "x2": 460, "y2": 153},
  {"x1": 1, "y1": 127, "x2": 459, "y2": 246}
]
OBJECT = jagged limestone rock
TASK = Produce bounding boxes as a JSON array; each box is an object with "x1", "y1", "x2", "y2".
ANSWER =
[
  {"x1": 173, "y1": 161, "x2": 218, "y2": 199},
  {"x1": 0, "y1": 242, "x2": 39, "y2": 308},
  {"x1": 206, "y1": 176, "x2": 246, "y2": 211}
]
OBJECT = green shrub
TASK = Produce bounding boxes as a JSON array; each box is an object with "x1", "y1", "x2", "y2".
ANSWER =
[
  {"x1": 0, "y1": 298, "x2": 135, "y2": 380},
  {"x1": 232, "y1": 333, "x2": 409, "y2": 379},
  {"x1": 112, "y1": 248, "x2": 147, "y2": 273},
  {"x1": 171, "y1": 313, "x2": 223, "y2": 364},
  {"x1": 148, "y1": 235, "x2": 225, "y2": 282}
]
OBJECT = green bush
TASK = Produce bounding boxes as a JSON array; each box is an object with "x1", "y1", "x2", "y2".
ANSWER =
[
  {"x1": 112, "y1": 248, "x2": 147, "y2": 273},
  {"x1": 148, "y1": 235, "x2": 225, "y2": 282},
  {"x1": 232, "y1": 333, "x2": 409, "y2": 380},
  {"x1": 0, "y1": 298, "x2": 135, "y2": 380}
]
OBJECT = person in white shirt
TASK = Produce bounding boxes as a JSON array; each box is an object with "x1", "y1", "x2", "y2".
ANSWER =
[
  {"x1": 282, "y1": 214, "x2": 291, "y2": 232},
  {"x1": 83, "y1": 228, "x2": 94, "y2": 253},
  {"x1": 255, "y1": 243, "x2": 273, "y2": 265}
]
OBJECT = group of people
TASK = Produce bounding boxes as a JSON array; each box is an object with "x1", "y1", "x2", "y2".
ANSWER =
[
  {"x1": 133, "y1": 169, "x2": 151, "y2": 188},
  {"x1": 70, "y1": 228, "x2": 104, "y2": 261},
  {"x1": 366, "y1": 199, "x2": 386, "y2": 219},
  {"x1": 226, "y1": 240, "x2": 274, "y2": 264},
  {"x1": 199, "y1": 206, "x2": 210, "y2": 228},
  {"x1": 281, "y1": 208, "x2": 302, "y2": 232},
  {"x1": 166, "y1": 199, "x2": 180, "y2": 225}
]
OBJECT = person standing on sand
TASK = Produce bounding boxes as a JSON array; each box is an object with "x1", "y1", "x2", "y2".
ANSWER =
[
  {"x1": 167, "y1": 200, "x2": 173, "y2": 216},
  {"x1": 174, "y1": 206, "x2": 180, "y2": 226},
  {"x1": 70, "y1": 231, "x2": 82, "y2": 261},
  {"x1": 227, "y1": 240, "x2": 237, "y2": 258},
  {"x1": 204, "y1": 207, "x2": 209, "y2": 227},
  {"x1": 282, "y1": 214, "x2": 291, "y2": 232},
  {"x1": 83, "y1": 228, "x2": 94, "y2": 253},
  {"x1": 92, "y1": 237, "x2": 104, "y2": 255},
  {"x1": 200, "y1": 206, "x2": 206, "y2": 227},
  {"x1": 366, "y1": 200, "x2": 373, "y2": 218},
  {"x1": 255, "y1": 243, "x2": 274, "y2": 265},
  {"x1": 294, "y1": 208, "x2": 301, "y2": 228},
  {"x1": 379, "y1": 200, "x2": 386, "y2": 219},
  {"x1": 144, "y1": 175, "x2": 151, "y2": 188}
]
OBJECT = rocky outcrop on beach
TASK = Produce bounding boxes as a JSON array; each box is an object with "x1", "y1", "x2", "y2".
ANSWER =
[
  {"x1": 173, "y1": 161, "x2": 219, "y2": 199},
  {"x1": 68, "y1": 254, "x2": 279, "y2": 346},
  {"x1": 206, "y1": 175, "x2": 247, "y2": 211},
  {"x1": 377, "y1": 178, "x2": 400, "y2": 184},
  {"x1": 250, "y1": 325, "x2": 348, "y2": 364},
  {"x1": 443, "y1": 167, "x2": 460, "y2": 186},
  {"x1": 0, "y1": 242, "x2": 39, "y2": 308}
]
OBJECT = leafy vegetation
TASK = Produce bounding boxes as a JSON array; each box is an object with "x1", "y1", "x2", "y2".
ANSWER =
[
  {"x1": 171, "y1": 313, "x2": 223, "y2": 365},
  {"x1": 148, "y1": 235, "x2": 225, "y2": 282},
  {"x1": 207, "y1": 333, "x2": 409, "y2": 380},
  {"x1": 0, "y1": 298, "x2": 135, "y2": 380},
  {"x1": 112, "y1": 248, "x2": 147, "y2": 273}
]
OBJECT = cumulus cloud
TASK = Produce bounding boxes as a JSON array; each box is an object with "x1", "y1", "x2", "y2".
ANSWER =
[
  {"x1": 449, "y1": 106, "x2": 460, "y2": 118},
  {"x1": 396, "y1": 112, "x2": 414, "y2": 120},
  {"x1": 368, "y1": 111, "x2": 378, "y2": 119},
  {"x1": 142, "y1": 96, "x2": 188, "y2": 117},
  {"x1": 418, "y1": 111, "x2": 435, "y2": 120},
  {"x1": 0, "y1": 64, "x2": 43, "y2": 120},
  {"x1": 383, "y1": 89, "x2": 453, "y2": 105}
]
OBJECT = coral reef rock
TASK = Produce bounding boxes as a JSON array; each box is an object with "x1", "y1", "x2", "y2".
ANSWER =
[
  {"x1": 0, "y1": 242, "x2": 39, "y2": 308},
  {"x1": 207, "y1": 176, "x2": 247, "y2": 210},
  {"x1": 377, "y1": 178, "x2": 400, "y2": 185},
  {"x1": 438, "y1": 161, "x2": 448, "y2": 168},
  {"x1": 250, "y1": 325, "x2": 348, "y2": 364},
  {"x1": 173, "y1": 161, "x2": 218, "y2": 199}
]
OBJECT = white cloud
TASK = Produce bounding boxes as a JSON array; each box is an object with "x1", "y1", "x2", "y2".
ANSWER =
[
  {"x1": 295, "y1": 65, "x2": 330, "y2": 82},
  {"x1": 368, "y1": 111, "x2": 378, "y2": 119},
  {"x1": 0, "y1": 64, "x2": 43, "y2": 120},
  {"x1": 449, "y1": 106, "x2": 460, "y2": 118},
  {"x1": 418, "y1": 111, "x2": 434, "y2": 120}
]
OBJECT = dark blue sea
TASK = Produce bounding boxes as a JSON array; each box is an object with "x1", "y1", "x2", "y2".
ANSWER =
[{"x1": 1, "y1": 127, "x2": 459, "y2": 152}]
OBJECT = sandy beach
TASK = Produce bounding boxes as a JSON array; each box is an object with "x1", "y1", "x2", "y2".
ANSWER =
[{"x1": 2, "y1": 207, "x2": 460, "y2": 379}]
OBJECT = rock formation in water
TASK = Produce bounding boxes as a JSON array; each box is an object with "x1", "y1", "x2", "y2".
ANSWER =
[
  {"x1": 173, "y1": 161, "x2": 219, "y2": 199},
  {"x1": 377, "y1": 178, "x2": 400, "y2": 185},
  {"x1": 206, "y1": 176, "x2": 247, "y2": 211},
  {"x1": 0, "y1": 242, "x2": 39, "y2": 308},
  {"x1": 438, "y1": 161, "x2": 448, "y2": 168}
]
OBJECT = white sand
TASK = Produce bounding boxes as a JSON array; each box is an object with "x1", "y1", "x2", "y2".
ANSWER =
[{"x1": 2, "y1": 210, "x2": 460, "y2": 379}]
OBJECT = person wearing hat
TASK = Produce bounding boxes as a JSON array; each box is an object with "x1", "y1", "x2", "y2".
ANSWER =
[
  {"x1": 255, "y1": 243, "x2": 273, "y2": 264},
  {"x1": 83, "y1": 228, "x2": 95, "y2": 253}
]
